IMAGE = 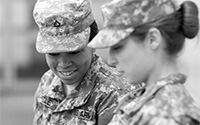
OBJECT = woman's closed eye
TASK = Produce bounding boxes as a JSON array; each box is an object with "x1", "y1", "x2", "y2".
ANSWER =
[
  {"x1": 68, "y1": 50, "x2": 81, "y2": 55},
  {"x1": 48, "y1": 53, "x2": 60, "y2": 56},
  {"x1": 112, "y1": 45, "x2": 123, "y2": 52}
]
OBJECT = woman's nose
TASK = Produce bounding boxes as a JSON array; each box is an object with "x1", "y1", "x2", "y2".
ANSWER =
[
  {"x1": 107, "y1": 54, "x2": 117, "y2": 68},
  {"x1": 58, "y1": 55, "x2": 72, "y2": 68}
]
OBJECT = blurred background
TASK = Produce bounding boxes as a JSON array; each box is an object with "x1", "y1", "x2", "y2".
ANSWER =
[{"x1": 0, "y1": 0, "x2": 200, "y2": 125}]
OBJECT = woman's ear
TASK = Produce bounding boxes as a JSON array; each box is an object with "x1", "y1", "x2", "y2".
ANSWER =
[{"x1": 146, "y1": 27, "x2": 162, "y2": 50}]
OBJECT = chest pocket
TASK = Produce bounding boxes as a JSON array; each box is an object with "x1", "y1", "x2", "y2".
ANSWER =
[
  {"x1": 74, "y1": 109, "x2": 95, "y2": 121},
  {"x1": 49, "y1": 109, "x2": 96, "y2": 125}
]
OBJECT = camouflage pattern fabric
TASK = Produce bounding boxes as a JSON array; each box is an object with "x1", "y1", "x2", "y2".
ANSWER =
[
  {"x1": 33, "y1": 0, "x2": 94, "y2": 53},
  {"x1": 33, "y1": 54, "x2": 133, "y2": 125},
  {"x1": 108, "y1": 74, "x2": 200, "y2": 125},
  {"x1": 88, "y1": 0, "x2": 179, "y2": 49}
]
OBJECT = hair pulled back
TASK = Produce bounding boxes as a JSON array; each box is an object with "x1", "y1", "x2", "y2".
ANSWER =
[
  {"x1": 180, "y1": 1, "x2": 199, "y2": 38},
  {"x1": 132, "y1": 1, "x2": 199, "y2": 55}
]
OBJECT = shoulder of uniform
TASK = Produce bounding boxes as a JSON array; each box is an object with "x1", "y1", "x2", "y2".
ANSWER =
[
  {"x1": 96, "y1": 68, "x2": 131, "y2": 94},
  {"x1": 92, "y1": 57, "x2": 131, "y2": 92},
  {"x1": 39, "y1": 69, "x2": 57, "y2": 89},
  {"x1": 150, "y1": 83, "x2": 200, "y2": 119}
]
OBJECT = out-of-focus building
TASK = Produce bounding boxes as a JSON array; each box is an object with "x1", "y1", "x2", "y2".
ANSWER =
[{"x1": 0, "y1": 0, "x2": 42, "y2": 86}]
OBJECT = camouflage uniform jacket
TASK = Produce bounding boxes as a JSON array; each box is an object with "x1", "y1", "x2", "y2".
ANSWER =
[
  {"x1": 33, "y1": 54, "x2": 132, "y2": 125},
  {"x1": 108, "y1": 74, "x2": 200, "y2": 125}
]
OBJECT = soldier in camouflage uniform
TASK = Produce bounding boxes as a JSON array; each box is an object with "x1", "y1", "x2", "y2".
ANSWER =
[
  {"x1": 88, "y1": 0, "x2": 200, "y2": 124},
  {"x1": 32, "y1": 0, "x2": 133, "y2": 124}
]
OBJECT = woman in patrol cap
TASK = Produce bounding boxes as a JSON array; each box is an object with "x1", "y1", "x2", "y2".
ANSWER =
[
  {"x1": 32, "y1": 0, "x2": 132, "y2": 124},
  {"x1": 88, "y1": 0, "x2": 200, "y2": 124}
]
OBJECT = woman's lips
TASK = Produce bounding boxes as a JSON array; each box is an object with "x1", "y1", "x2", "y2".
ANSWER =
[{"x1": 59, "y1": 70, "x2": 77, "y2": 76}]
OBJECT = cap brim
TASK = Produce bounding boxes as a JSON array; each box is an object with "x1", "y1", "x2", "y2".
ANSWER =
[
  {"x1": 36, "y1": 27, "x2": 91, "y2": 53},
  {"x1": 88, "y1": 27, "x2": 134, "y2": 49}
]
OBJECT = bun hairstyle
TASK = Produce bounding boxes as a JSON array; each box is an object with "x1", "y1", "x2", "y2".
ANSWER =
[
  {"x1": 132, "y1": 1, "x2": 199, "y2": 55},
  {"x1": 180, "y1": 1, "x2": 199, "y2": 39}
]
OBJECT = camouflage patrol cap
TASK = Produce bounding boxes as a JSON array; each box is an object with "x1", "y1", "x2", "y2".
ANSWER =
[
  {"x1": 88, "y1": 0, "x2": 179, "y2": 49},
  {"x1": 33, "y1": 0, "x2": 94, "y2": 53}
]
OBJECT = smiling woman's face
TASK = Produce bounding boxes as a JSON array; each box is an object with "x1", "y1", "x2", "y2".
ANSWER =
[{"x1": 45, "y1": 46, "x2": 93, "y2": 85}]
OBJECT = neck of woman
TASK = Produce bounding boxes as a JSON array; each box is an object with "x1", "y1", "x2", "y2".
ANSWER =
[
  {"x1": 146, "y1": 59, "x2": 179, "y2": 86},
  {"x1": 63, "y1": 81, "x2": 81, "y2": 95}
]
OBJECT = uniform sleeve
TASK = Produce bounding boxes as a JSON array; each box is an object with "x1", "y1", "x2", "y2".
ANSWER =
[
  {"x1": 33, "y1": 81, "x2": 48, "y2": 125},
  {"x1": 33, "y1": 91, "x2": 43, "y2": 125},
  {"x1": 33, "y1": 83, "x2": 53, "y2": 125},
  {"x1": 141, "y1": 84, "x2": 200, "y2": 125},
  {"x1": 95, "y1": 67, "x2": 131, "y2": 125},
  {"x1": 33, "y1": 70, "x2": 57, "y2": 125},
  {"x1": 147, "y1": 115, "x2": 200, "y2": 125},
  {"x1": 33, "y1": 72, "x2": 51, "y2": 125},
  {"x1": 96, "y1": 90, "x2": 119, "y2": 125},
  {"x1": 147, "y1": 116, "x2": 179, "y2": 125}
]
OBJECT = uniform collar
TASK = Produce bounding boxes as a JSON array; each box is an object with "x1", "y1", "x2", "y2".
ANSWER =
[{"x1": 114, "y1": 73, "x2": 186, "y2": 114}]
